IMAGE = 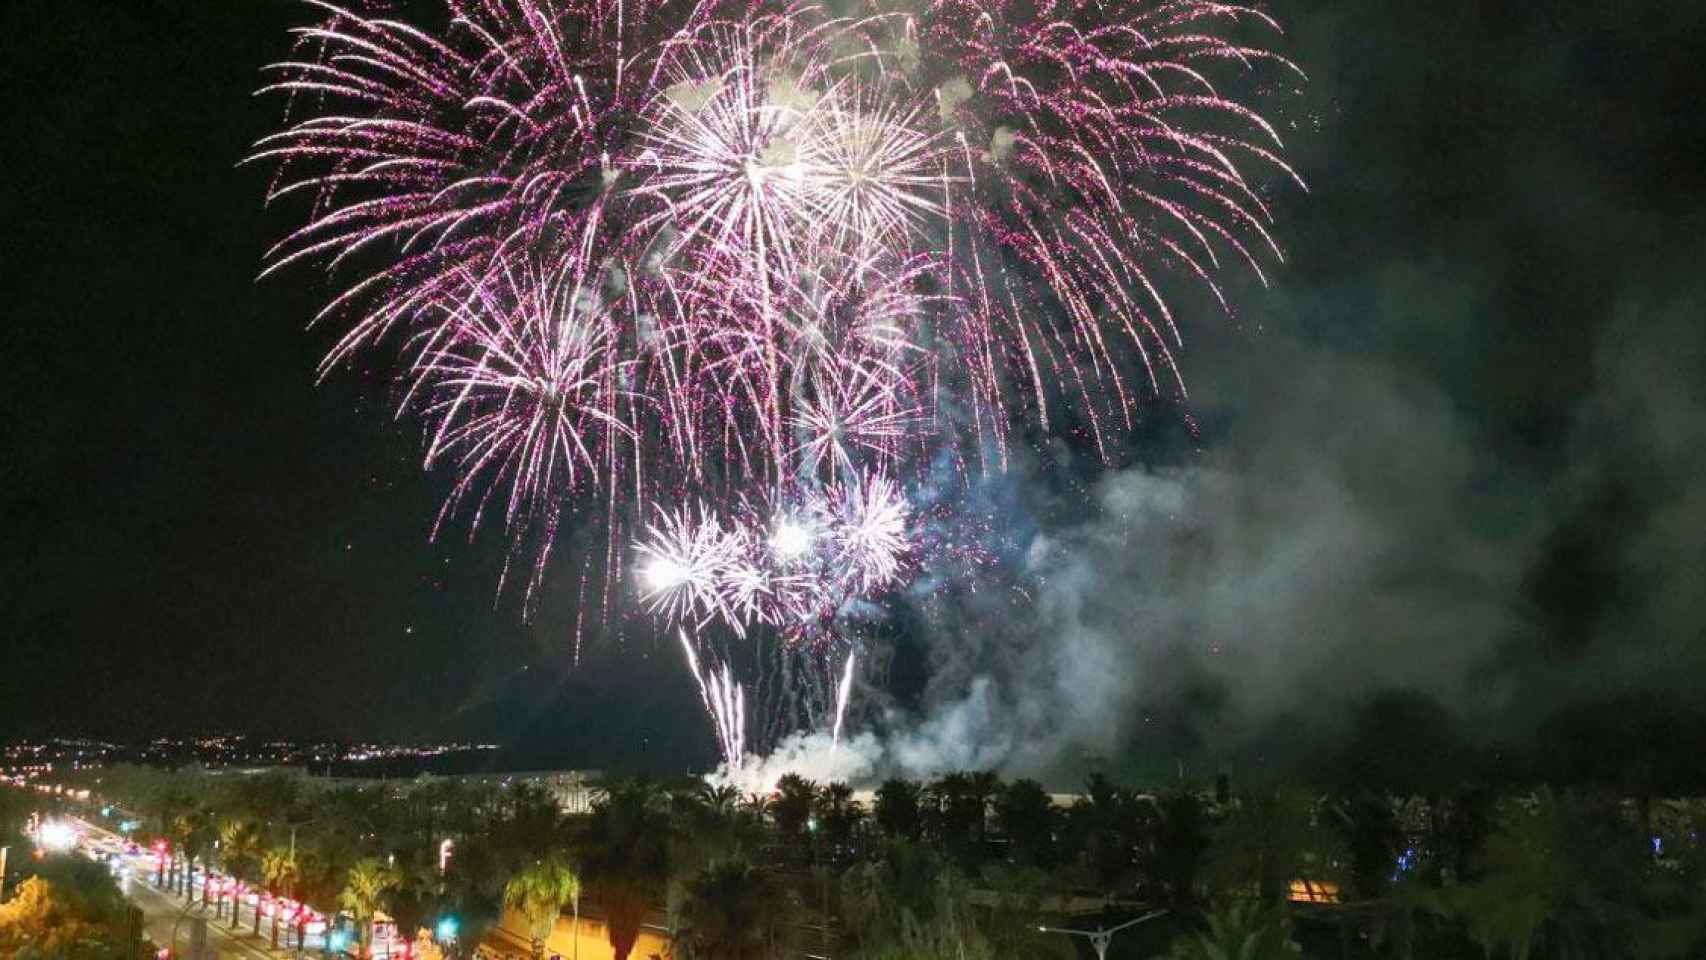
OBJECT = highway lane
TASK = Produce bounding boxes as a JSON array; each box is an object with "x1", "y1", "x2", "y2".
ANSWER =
[
  {"x1": 122, "y1": 872, "x2": 293, "y2": 960},
  {"x1": 72, "y1": 816, "x2": 309, "y2": 959},
  {"x1": 68, "y1": 814, "x2": 420, "y2": 959}
]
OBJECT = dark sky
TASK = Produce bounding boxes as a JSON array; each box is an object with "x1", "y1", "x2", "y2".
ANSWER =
[{"x1": 4, "y1": 0, "x2": 1704, "y2": 780}]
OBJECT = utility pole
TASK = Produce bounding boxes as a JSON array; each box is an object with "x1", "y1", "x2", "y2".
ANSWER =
[
  {"x1": 1038, "y1": 910, "x2": 1168, "y2": 960},
  {"x1": 1, "y1": 845, "x2": 9, "y2": 901}
]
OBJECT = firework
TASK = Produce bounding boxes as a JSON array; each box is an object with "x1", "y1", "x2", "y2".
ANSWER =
[
  {"x1": 405, "y1": 253, "x2": 633, "y2": 592},
  {"x1": 255, "y1": 0, "x2": 1300, "y2": 763},
  {"x1": 831, "y1": 652, "x2": 856, "y2": 747},
  {"x1": 634, "y1": 470, "x2": 912, "y2": 641},
  {"x1": 679, "y1": 630, "x2": 746, "y2": 762}
]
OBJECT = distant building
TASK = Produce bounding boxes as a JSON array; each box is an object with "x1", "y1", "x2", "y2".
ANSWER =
[{"x1": 449, "y1": 771, "x2": 604, "y2": 814}]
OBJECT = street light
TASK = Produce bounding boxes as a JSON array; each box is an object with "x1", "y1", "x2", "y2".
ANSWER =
[{"x1": 1038, "y1": 909, "x2": 1168, "y2": 960}]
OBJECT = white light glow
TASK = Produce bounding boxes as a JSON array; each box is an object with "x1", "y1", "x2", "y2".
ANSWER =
[
  {"x1": 38, "y1": 820, "x2": 77, "y2": 853},
  {"x1": 641, "y1": 556, "x2": 689, "y2": 592},
  {"x1": 771, "y1": 519, "x2": 814, "y2": 559}
]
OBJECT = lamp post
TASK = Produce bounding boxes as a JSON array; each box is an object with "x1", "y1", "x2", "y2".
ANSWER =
[
  {"x1": 1038, "y1": 910, "x2": 1168, "y2": 960},
  {"x1": 169, "y1": 900, "x2": 212, "y2": 960},
  {"x1": 807, "y1": 817, "x2": 828, "y2": 956}
]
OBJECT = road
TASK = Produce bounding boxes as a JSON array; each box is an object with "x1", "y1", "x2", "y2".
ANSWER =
[
  {"x1": 122, "y1": 872, "x2": 297, "y2": 960},
  {"x1": 72, "y1": 816, "x2": 314, "y2": 960}
]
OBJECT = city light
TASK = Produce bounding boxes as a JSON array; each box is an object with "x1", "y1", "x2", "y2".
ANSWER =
[
  {"x1": 38, "y1": 820, "x2": 78, "y2": 853},
  {"x1": 435, "y1": 917, "x2": 459, "y2": 942}
]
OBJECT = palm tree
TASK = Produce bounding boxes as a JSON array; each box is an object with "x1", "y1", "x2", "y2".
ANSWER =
[
  {"x1": 1169, "y1": 900, "x2": 1302, "y2": 960},
  {"x1": 698, "y1": 783, "x2": 742, "y2": 816},
  {"x1": 964, "y1": 772, "x2": 1000, "y2": 846},
  {"x1": 1150, "y1": 789, "x2": 1210, "y2": 909},
  {"x1": 1424, "y1": 790, "x2": 1651, "y2": 960},
  {"x1": 173, "y1": 810, "x2": 214, "y2": 904},
  {"x1": 675, "y1": 859, "x2": 793, "y2": 960},
  {"x1": 925, "y1": 772, "x2": 993, "y2": 866},
  {"x1": 1206, "y1": 789, "x2": 1337, "y2": 905},
  {"x1": 579, "y1": 779, "x2": 673, "y2": 960},
  {"x1": 812, "y1": 783, "x2": 863, "y2": 863},
  {"x1": 841, "y1": 845, "x2": 989, "y2": 959},
  {"x1": 141, "y1": 781, "x2": 190, "y2": 886},
  {"x1": 839, "y1": 841, "x2": 956, "y2": 951},
  {"x1": 379, "y1": 844, "x2": 448, "y2": 945},
  {"x1": 262, "y1": 847, "x2": 301, "y2": 948},
  {"x1": 771, "y1": 775, "x2": 817, "y2": 852},
  {"x1": 993, "y1": 779, "x2": 1057, "y2": 868},
  {"x1": 874, "y1": 779, "x2": 922, "y2": 842},
  {"x1": 668, "y1": 783, "x2": 765, "y2": 926},
  {"x1": 229, "y1": 773, "x2": 304, "y2": 836},
  {"x1": 504, "y1": 854, "x2": 582, "y2": 960},
  {"x1": 439, "y1": 835, "x2": 507, "y2": 954},
  {"x1": 341, "y1": 857, "x2": 400, "y2": 958},
  {"x1": 220, "y1": 818, "x2": 263, "y2": 931},
  {"x1": 1064, "y1": 773, "x2": 1139, "y2": 895},
  {"x1": 678, "y1": 783, "x2": 761, "y2": 860},
  {"x1": 1331, "y1": 788, "x2": 1401, "y2": 902}
]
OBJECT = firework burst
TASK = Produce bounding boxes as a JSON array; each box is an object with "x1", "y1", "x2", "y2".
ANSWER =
[
  {"x1": 254, "y1": 0, "x2": 1301, "y2": 763},
  {"x1": 408, "y1": 255, "x2": 631, "y2": 573}
]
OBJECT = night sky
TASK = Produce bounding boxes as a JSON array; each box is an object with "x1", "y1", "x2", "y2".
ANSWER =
[{"x1": 4, "y1": 0, "x2": 1705, "y2": 780}]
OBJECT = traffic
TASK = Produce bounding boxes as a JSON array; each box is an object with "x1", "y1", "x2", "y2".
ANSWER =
[{"x1": 35, "y1": 815, "x2": 412, "y2": 958}]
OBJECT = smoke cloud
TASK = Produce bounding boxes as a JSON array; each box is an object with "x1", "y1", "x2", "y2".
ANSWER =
[
  {"x1": 732, "y1": 289, "x2": 1705, "y2": 792},
  {"x1": 727, "y1": 0, "x2": 1706, "y2": 791}
]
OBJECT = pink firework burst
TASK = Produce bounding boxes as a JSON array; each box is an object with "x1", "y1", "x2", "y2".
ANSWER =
[
  {"x1": 253, "y1": 0, "x2": 1302, "y2": 761},
  {"x1": 406, "y1": 253, "x2": 633, "y2": 590}
]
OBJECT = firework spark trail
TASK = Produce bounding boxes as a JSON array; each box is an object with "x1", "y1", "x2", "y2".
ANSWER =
[
  {"x1": 678, "y1": 629, "x2": 744, "y2": 762},
  {"x1": 831, "y1": 652, "x2": 856, "y2": 747},
  {"x1": 254, "y1": 0, "x2": 1301, "y2": 764},
  {"x1": 708, "y1": 662, "x2": 746, "y2": 764}
]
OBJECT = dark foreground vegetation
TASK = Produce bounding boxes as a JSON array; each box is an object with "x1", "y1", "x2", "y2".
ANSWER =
[
  {"x1": 0, "y1": 793, "x2": 142, "y2": 960},
  {"x1": 7, "y1": 748, "x2": 1706, "y2": 960}
]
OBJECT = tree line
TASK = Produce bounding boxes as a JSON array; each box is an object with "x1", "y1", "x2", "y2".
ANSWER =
[{"x1": 14, "y1": 760, "x2": 1706, "y2": 960}]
